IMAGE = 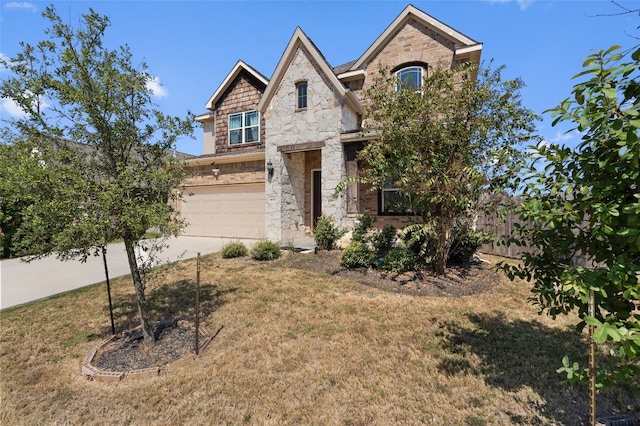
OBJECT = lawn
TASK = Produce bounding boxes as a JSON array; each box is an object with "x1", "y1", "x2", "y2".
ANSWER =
[{"x1": 0, "y1": 251, "x2": 637, "y2": 425}]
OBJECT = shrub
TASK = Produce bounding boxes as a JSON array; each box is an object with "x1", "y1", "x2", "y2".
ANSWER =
[
  {"x1": 352, "y1": 211, "x2": 374, "y2": 243},
  {"x1": 372, "y1": 224, "x2": 397, "y2": 258},
  {"x1": 251, "y1": 240, "x2": 281, "y2": 261},
  {"x1": 400, "y1": 223, "x2": 436, "y2": 264},
  {"x1": 220, "y1": 241, "x2": 248, "y2": 258},
  {"x1": 448, "y1": 220, "x2": 490, "y2": 264},
  {"x1": 313, "y1": 215, "x2": 344, "y2": 251},
  {"x1": 340, "y1": 242, "x2": 376, "y2": 269},
  {"x1": 382, "y1": 247, "x2": 417, "y2": 274}
]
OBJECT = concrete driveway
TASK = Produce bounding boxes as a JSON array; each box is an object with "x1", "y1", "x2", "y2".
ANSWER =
[{"x1": 0, "y1": 236, "x2": 258, "y2": 310}]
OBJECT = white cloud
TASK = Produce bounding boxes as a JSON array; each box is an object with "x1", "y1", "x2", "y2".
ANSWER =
[
  {"x1": 146, "y1": 76, "x2": 168, "y2": 99},
  {"x1": 0, "y1": 98, "x2": 28, "y2": 118},
  {"x1": 516, "y1": 0, "x2": 534, "y2": 11},
  {"x1": 549, "y1": 129, "x2": 578, "y2": 145},
  {"x1": 5, "y1": 2, "x2": 37, "y2": 12},
  {"x1": 0, "y1": 53, "x2": 10, "y2": 72},
  {"x1": 484, "y1": 0, "x2": 534, "y2": 11}
]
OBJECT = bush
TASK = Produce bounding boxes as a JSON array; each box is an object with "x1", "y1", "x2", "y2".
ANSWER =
[
  {"x1": 382, "y1": 247, "x2": 417, "y2": 274},
  {"x1": 220, "y1": 241, "x2": 248, "y2": 258},
  {"x1": 372, "y1": 224, "x2": 397, "y2": 258},
  {"x1": 340, "y1": 242, "x2": 377, "y2": 269},
  {"x1": 251, "y1": 240, "x2": 281, "y2": 261},
  {"x1": 313, "y1": 215, "x2": 344, "y2": 251},
  {"x1": 448, "y1": 220, "x2": 490, "y2": 264},
  {"x1": 400, "y1": 223, "x2": 436, "y2": 264},
  {"x1": 352, "y1": 212, "x2": 374, "y2": 243}
]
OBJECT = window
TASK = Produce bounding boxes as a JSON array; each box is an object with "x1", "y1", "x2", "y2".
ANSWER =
[
  {"x1": 296, "y1": 82, "x2": 307, "y2": 109},
  {"x1": 396, "y1": 66, "x2": 423, "y2": 92},
  {"x1": 379, "y1": 180, "x2": 415, "y2": 215},
  {"x1": 380, "y1": 181, "x2": 403, "y2": 214},
  {"x1": 229, "y1": 110, "x2": 259, "y2": 145}
]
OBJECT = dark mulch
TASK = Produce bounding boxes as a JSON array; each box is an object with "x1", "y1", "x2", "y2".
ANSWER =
[
  {"x1": 93, "y1": 321, "x2": 196, "y2": 372},
  {"x1": 279, "y1": 249, "x2": 500, "y2": 297}
]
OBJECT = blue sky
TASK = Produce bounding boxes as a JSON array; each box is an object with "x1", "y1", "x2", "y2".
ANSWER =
[{"x1": 1, "y1": 0, "x2": 637, "y2": 155}]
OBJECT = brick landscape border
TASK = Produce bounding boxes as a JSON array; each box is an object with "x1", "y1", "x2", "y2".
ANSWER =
[{"x1": 81, "y1": 321, "x2": 213, "y2": 382}]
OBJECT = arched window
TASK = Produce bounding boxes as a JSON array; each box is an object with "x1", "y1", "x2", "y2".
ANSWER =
[
  {"x1": 395, "y1": 66, "x2": 423, "y2": 92},
  {"x1": 296, "y1": 81, "x2": 308, "y2": 109}
]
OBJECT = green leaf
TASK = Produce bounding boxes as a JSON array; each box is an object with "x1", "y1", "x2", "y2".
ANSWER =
[
  {"x1": 584, "y1": 316, "x2": 602, "y2": 327},
  {"x1": 593, "y1": 325, "x2": 609, "y2": 344}
]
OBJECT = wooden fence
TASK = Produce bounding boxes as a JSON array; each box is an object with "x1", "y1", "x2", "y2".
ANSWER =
[
  {"x1": 475, "y1": 209, "x2": 535, "y2": 259},
  {"x1": 475, "y1": 206, "x2": 596, "y2": 267}
]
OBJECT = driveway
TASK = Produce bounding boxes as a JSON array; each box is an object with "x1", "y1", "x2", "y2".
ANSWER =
[{"x1": 0, "y1": 236, "x2": 258, "y2": 310}]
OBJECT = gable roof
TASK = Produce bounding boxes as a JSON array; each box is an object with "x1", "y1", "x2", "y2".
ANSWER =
[
  {"x1": 204, "y1": 60, "x2": 269, "y2": 110},
  {"x1": 349, "y1": 4, "x2": 482, "y2": 72},
  {"x1": 257, "y1": 27, "x2": 364, "y2": 116}
]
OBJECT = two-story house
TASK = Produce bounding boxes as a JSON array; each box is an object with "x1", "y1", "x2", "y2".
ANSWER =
[{"x1": 180, "y1": 4, "x2": 482, "y2": 243}]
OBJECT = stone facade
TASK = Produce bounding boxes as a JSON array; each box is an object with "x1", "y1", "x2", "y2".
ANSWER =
[
  {"x1": 263, "y1": 45, "x2": 360, "y2": 242},
  {"x1": 184, "y1": 5, "x2": 481, "y2": 242}
]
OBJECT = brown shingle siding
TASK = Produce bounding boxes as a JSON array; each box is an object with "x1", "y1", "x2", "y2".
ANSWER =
[{"x1": 213, "y1": 72, "x2": 266, "y2": 154}]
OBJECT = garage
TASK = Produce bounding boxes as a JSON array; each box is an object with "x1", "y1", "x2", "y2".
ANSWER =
[{"x1": 180, "y1": 184, "x2": 265, "y2": 239}]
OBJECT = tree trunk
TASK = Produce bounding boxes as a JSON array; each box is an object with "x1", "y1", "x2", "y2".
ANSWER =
[
  {"x1": 433, "y1": 218, "x2": 452, "y2": 275},
  {"x1": 123, "y1": 236, "x2": 155, "y2": 342}
]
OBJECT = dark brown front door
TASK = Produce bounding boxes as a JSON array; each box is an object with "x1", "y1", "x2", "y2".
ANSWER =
[{"x1": 312, "y1": 169, "x2": 322, "y2": 227}]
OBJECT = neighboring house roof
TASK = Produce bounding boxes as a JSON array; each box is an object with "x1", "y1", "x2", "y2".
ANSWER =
[
  {"x1": 348, "y1": 4, "x2": 482, "y2": 72},
  {"x1": 257, "y1": 27, "x2": 365, "y2": 116},
  {"x1": 203, "y1": 60, "x2": 269, "y2": 112}
]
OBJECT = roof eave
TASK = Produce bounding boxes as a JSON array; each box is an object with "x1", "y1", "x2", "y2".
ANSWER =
[
  {"x1": 350, "y1": 5, "x2": 481, "y2": 71},
  {"x1": 258, "y1": 27, "x2": 363, "y2": 117},
  {"x1": 205, "y1": 60, "x2": 269, "y2": 110}
]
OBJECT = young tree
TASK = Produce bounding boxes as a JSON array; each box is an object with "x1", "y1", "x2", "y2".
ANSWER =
[
  {"x1": 359, "y1": 63, "x2": 539, "y2": 274},
  {"x1": 0, "y1": 7, "x2": 194, "y2": 342},
  {"x1": 500, "y1": 46, "x2": 640, "y2": 387}
]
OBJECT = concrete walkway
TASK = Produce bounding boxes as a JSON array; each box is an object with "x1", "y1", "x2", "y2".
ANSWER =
[{"x1": 0, "y1": 236, "x2": 259, "y2": 310}]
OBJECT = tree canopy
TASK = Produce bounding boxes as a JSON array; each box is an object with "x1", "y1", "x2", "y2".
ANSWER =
[
  {"x1": 0, "y1": 6, "x2": 194, "y2": 341},
  {"x1": 500, "y1": 46, "x2": 640, "y2": 387},
  {"x1": 357, "y1": 62, "x2": 539, "y2": 274}
]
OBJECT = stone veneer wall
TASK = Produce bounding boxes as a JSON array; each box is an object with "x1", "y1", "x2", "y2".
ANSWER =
[
  {"x1": 264, "y1": 45, "x2": 359, "y2": 242},
  {"x1": 339, "y1": 18, "x2": 458, "y2": 229},
  {"x1": 350, "y1": 18, "x2": 457, "y2": 107}
]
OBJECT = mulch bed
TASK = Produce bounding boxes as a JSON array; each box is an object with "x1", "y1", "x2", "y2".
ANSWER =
[
  {"x1": 280, "y1": 249, "x2": 500, "y2": 297},
  {"x1": 93, "y1": 321, "x2": 197, "y2": 372}
]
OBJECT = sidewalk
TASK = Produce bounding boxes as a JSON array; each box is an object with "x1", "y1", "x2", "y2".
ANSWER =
[{"x1": 0, "y1": 236, "x2": 257, "y2": 310}]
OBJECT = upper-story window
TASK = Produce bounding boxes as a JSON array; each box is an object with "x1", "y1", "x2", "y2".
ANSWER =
[
  {"x1": 229, "y1": 110, "x2": 259, "y2": 145},
  {"x1": 396, "y1": 66, "x2": 423, "y2": 92},
  {"x1": 296, "y1": 81, "x2": 307, "y2": 109}
]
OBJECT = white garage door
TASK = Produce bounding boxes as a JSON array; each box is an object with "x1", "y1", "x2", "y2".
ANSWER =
[{"x1": 181, "y1": 184, "x2": 265, "y2": 239}]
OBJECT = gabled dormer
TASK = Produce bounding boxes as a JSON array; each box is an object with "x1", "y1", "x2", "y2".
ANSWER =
[
  {"x1": 257, "y1": 27, "x2": 364, "y2": 136},
  {"x1": 195, "y1": 60, "x2": 269, "y2": 155},
  {"x1": 335, "y1": 4, "x2": 483, "y2": 99}
]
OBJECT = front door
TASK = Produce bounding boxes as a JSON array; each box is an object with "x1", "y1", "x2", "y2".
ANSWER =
[{"x1": 312, "y1": 169, "x2": 322, "y2": 228}]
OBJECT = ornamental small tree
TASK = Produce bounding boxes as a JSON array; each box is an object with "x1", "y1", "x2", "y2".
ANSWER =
[
  {"x1": 0, "y1": 7, "x2": 194, "y2": 342},
  {"x1": 352, "y1": 62, "x2": 538, "y2": 274},
  {"x1": 500, "y1": 46, "x2": 640, "y2": 388}
]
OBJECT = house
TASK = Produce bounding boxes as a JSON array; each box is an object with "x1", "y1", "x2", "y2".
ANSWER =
[{"x1": 180, "y1": 4, "x2": 482, "y2": 243}]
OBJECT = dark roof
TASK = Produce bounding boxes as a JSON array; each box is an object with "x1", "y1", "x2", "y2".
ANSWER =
[{"x1": 332, "y1": 59, "x2": 357, "y2": 75}]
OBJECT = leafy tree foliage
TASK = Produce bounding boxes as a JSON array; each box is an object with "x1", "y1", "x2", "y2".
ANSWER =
[
  {"x1": 359, "y1": 63, "x2": 539, "y2": 274},
  {"x1": 0, "y1": 7, "x2": 194, "y2": 341},
  {"x1": 500, "y1": 46, "x2": 640, "y2": 386}
]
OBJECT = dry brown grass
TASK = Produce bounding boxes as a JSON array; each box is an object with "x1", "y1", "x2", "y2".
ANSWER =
[{"x1": 1, "y1": 252, "x2": 638, "y2": 425}]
